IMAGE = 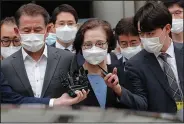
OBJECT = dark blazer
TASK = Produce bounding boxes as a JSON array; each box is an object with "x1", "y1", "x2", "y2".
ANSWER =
[
  {"x1": 1, "y1": 71, "x2": 50, "y2": 104},
  {"x1": 49, "y1": 42, "x2": 56, "y2": 47},
  {"x1": 1, "y1": 46, "x2": 74, "y2": 98},
  {"x1": 174, "y1": 42, "x2": 183, "y2": 49},
  {"x1": 70, "y1": 55, "x2": 127, "y2": 109},
  {"x1": 121, "y1": 43, "x2": 184, "y2": 113}
]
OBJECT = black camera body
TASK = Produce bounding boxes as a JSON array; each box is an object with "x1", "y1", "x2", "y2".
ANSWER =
[{"x1": 60, "y1": 67, "x2": 89, "y2": 98}]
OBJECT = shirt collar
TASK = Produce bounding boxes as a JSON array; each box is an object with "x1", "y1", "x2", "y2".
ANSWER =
[
  {"x1": 154, "y1": 39, "x2": 174, "y2": 58},
  {"x1": 166, "y1": 41, "x2": 175, "y2": 58},
  {"x1": 56, "y1": 41, "x2": 73, "y2": 51},
  {"x1": 123, "y1": 57, "x2": 127, "y2": 63},
  {"x1": 106, "y1": 53, "x2": 111, "y2": 65},
  {"x1": 22, "y1": 44, "x2": 48, "y2": 60}
]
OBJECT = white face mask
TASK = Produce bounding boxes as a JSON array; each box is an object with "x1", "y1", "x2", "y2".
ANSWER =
[
  {"x1": 140, "y1": 31, "x2": 166, "y2": 54},
  {"x1": 20, "y1": 33, "x2": 45, "y2": 52},
  {"x1": 171, "y1": 19, "x2": 183, "y2": 34},
  {"x1": 120, "y1": 45, "x2": 142, "y2": 59},
  {"x1": 1, "y1": 46, "x2": 21, "y2": 58},
  {"x1": 56, "y1": 25, "x2": 78, "y2": 43},
  {"x1": 82, "y1": 46, "x2": 107, "y2": 65}
]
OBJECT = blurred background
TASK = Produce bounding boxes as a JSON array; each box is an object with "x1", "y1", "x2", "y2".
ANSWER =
[{"x1": 1, "y1": 1, "x2": 146, "y2": 28}]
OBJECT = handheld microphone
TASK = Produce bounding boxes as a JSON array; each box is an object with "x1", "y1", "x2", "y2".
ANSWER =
[
  {"x1": 97, "y1": 65, "x2": 116, "y2": 84},
  {"x1": 60, "y1": 67, "x2": 90, "y2": 98}
]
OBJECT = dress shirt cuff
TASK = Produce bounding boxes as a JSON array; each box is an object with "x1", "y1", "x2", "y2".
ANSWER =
[{"x1": 49, "y1": 99, "x2": 55, "y2": 107}]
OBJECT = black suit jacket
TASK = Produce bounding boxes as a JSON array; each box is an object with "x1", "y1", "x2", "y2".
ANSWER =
[
  {"x1": 70, "y1": 55, "x2": 127, "y2": 109},
  {"x1": 1, "y1": 71, "x2": 50, "y2": 104},
  {"x1": 1, "y1": 46, "x2": 74, "y2": 98},
  {"x1": 122, "y1": 43, "x2": 184, "y2": 113}
]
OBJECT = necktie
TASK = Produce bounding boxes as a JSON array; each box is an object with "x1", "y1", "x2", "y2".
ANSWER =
[
  {"x1": 122, "y1": 57, "x2": 128, "y2": 65},
  {"x1": 159, "y1": 53, "x2": 182, "y2": 101}
]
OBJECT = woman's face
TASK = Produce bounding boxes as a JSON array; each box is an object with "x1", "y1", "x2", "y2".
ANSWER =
[{"x1": 82, "y1": 27, "x2": 108, "y2": 50}]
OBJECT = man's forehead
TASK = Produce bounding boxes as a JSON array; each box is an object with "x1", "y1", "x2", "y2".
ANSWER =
[
  {"x1": 56, "y1": 12, "x2": 76, "y2": 22},
  {"x1": 1, "y1": 24, "x2": 17, "y2": 37},
  {"x1": 19, "y1": 24, "x2": 44, "y2": 29},
  {"x1": 119, "y1": 34, "x2": 140, "y2": 41},
  {"x1": 19, "y1": 15, "x2": 46, "y2": 27},
  {"x1": 168, "y1": 4, "x2": 183, "y2": 12},
  {"x1": 1, "y1": 23, "x2": 17, "y2": 29}
]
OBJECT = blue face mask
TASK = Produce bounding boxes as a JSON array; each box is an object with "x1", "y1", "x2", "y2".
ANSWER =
[{"x1": 45, "y1": 33, "x2": 56, "y2": 45}]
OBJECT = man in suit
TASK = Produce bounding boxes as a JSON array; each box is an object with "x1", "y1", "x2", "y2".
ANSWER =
[
  {"x1": 50, "y1": 4, "x2": 78, "y2": 52},
  {"x1": 114, "y1": 17, "x2": 142, "y2": 65},
  {"x1": 1, "y1": 3, "x2": 88, "y2": 105},
  {"x1": 0, "y1": 17, "x2": 21, "y2": 59},
  {"x1": 163, "y1": 0, "x2": 184, "y2": 50},
  {"x1": 120, "y1": 1, "x2": 183, "y2": 113},
  {"x1": 163, "y1": 0, "x2": 183, "y2": 44},
  {"x1": 1, "y1": 71, "x2": 88, "y2": 106}
]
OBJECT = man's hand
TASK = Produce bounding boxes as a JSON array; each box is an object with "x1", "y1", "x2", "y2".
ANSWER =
[
  {"x1": 53, "y1": 89, "x2": 89, "y2": 106},
  {"x1": 104, "y1": 67, "x2": 122, "y2": 96}
]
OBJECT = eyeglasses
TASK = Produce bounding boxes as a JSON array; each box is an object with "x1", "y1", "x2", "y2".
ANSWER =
[
  {"x1": 1, "y1": 38, "x2": 21, "y2": 47},
  {"x1": 82, "y1": 41, "x2": 108, "y2": 49}
]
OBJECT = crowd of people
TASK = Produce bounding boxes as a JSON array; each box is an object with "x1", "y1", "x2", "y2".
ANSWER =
[{"x1": 1, "y1": 0, "x2": 183, "y2": 115}]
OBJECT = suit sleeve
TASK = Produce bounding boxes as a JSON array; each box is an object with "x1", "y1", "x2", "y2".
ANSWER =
[
  {"x1": 1, "y1": 72, "x2": 50, "y2": 105},
  {"x1": 118, "y1": 61, "x2": 148, "y2": 111}
]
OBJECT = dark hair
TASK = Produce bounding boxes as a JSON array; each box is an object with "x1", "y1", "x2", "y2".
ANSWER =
[
  {"x1": 115, "y1": 17, "x2": 138, "y2": 37},
  {"x1": 163, "y1": 0, "x2": 184, "y2": 8},
  {"x1": 0, "y1": 16, "x2": 16, "y2": 28},
  {"x1": 73, "y1": 19, "x2": 116, "y2": 54},
  {"x1": 15, "y1": 3, "x2": 50, "y2": 26},
  {"x1": 52, "y1": 4, "x2": 78, "y2": 24},
  {"x1": 133, "y1": 1, "x2": 172, "y2": 32},
  {"x1": 48, "y1": 16, "x2": 53, "y2": 24}
]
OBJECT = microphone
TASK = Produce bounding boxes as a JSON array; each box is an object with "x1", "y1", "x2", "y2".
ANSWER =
[
  {"x1": 97, "y1": 65, "x2": 116, "y2": 84},
  {"x1": 59, "y1": 67, "x2": 90, "y2": 98},
  {"x1": 97, "y1": 65, "x2": 108, "y2": 76}
]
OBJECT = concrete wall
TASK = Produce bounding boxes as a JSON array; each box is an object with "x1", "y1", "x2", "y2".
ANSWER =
[
  {"x1": 92, "y1": 1, "x2": 124, "y2": 28},
  {"x1": 92, "y1": 1, "x2": 145, "y2": 28}
]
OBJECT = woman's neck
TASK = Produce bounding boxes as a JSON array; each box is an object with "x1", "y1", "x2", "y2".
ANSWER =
[
  {"x1": 83, "y1": 61, "x2": 107, "y2": 76},
  {"x1": 172, "y1": 32, "x2": 183, "y2": 43}
]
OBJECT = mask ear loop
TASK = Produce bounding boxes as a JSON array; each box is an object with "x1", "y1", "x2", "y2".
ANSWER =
[{"x1": 159, "y1": 27, "x2": 167, "y2": 45}]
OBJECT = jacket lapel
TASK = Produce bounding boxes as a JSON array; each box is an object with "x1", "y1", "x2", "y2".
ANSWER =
[
  {"x1": 144, "y1": 52, "x2": 175, "y2": 101},
  {"x1": 50, "y1": 43, "x2": 56, "y2": 47},
  {"x1": 41, "y1": 46, "x2": 60, "y2": 97},
  {"x1": 11, "y1": 49, "x2": 34, "y2": 96},
  {"x1": 174, "y1": 44, "x2": 184, "y2": 93},
  {"x1": 105, "y1": 65, "x2": 117, "y2": 107},
  {"x1": 85, "y1": 83, "x2": 100, "y2": 106}
]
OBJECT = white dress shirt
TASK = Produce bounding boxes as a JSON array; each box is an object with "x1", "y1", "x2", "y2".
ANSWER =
[
  {"x1": 155, "y1": 41, "x2": 180, "y2": 87},
  {"x1": 56, "y1": 41, "x2": 73, "y2": 51},
  {"x1": 22, "y1": 45, "x2": 56, "y2": 106},
  {"x1": 106, "y1": 53, "x2": 111, "y2": 65},
  {"x1": 22, "y1": 45, "x2": 48, "y2": 98}
]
